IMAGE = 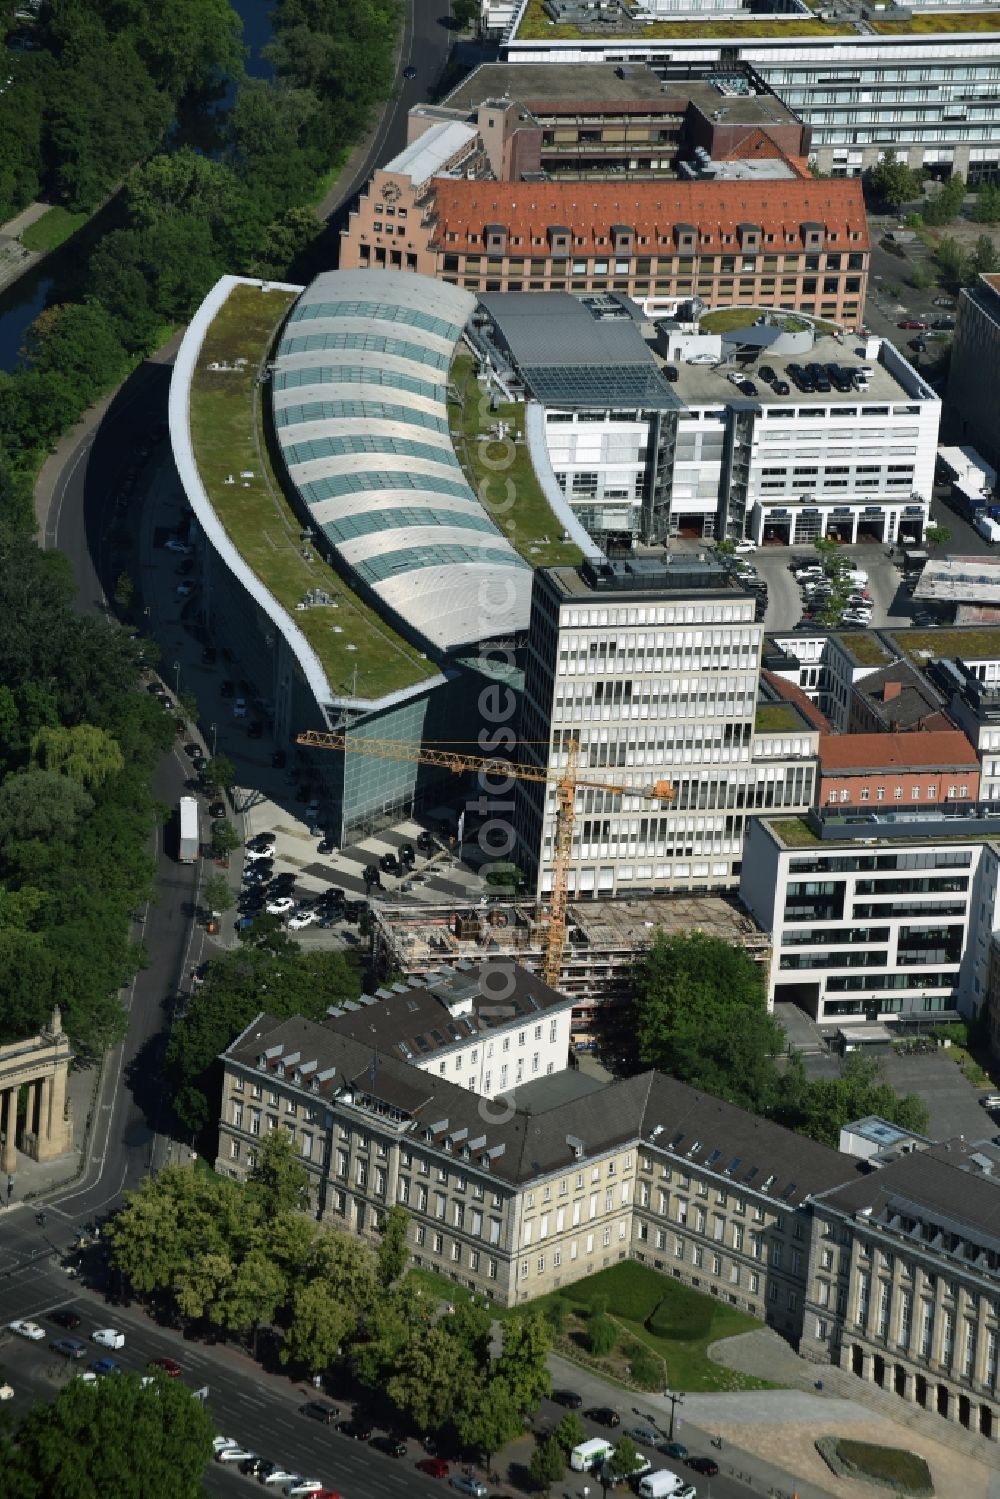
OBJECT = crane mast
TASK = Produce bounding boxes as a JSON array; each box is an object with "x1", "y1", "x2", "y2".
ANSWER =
[{"x1": 296, "y1": 729, "x2": 674, "y2": 989}]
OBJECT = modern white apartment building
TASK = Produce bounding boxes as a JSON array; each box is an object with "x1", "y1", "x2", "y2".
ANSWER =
[
  {"x1": 741, "y1": 813, "x2": 1000, "y2": 1028},
  {"x1": 513, "y1": 556, "x2": 818, "y2": 899},
  {"x1": 498, "y1": 2, "x2": 1000, "y2": 180}
]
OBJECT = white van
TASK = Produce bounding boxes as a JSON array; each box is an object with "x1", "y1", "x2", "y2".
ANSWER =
[
  {"x1": 639, "y1": 1470, "x2": 684, "y2": 1498},
  {"x1": 570, "y1": 1437, "x2": 614, "y2": 1473}
]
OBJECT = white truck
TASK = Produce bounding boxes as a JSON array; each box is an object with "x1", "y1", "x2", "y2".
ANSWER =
[
  {"x1": 178, "y1": 796, "x2": 200, "y2": 863},
  {"x1": 570, "y1": 1437, "x2": 614, "y2": 1473},
  {"x1": 638, "y1": 1472, "x2": 684, "y2": 1499},
  {"x1": 976, "y1": 513, "x2": 1000, "y2": 545}
]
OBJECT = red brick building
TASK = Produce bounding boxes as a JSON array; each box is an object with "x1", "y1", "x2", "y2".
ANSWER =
[
  {"x1": 819, "y1": 730, "x2": 981, "y2": 809},
  {"x1": 340, "y1": 176, "x2": 870, "y2": 327}
]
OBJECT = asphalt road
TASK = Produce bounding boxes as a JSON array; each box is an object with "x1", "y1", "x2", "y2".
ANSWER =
[{"x1": 0, "y1": 1282, "x2": 755, "y2": 1499}]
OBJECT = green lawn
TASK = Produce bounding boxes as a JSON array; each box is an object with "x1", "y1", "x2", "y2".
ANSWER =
[
  {"x1": 449, "y1": 351, "x2": 584, "y2": 569},
  {"x1": 755, "y1": 704, "x2": 806, "y2": 733},
  {"x1": 699, "y1": 307, "x2": 839, "y2": 335},
  {"x1": 189, "y1": 283, "x2": 438, "y2": 701},
  {"x1": 767, "y1": 816, "x2": 821, "y2": 847},
  {"x1": 20, "y1": 205, "x2": 89, "y2": 253},
  {"x1": 535, "y1": 1262, "x2": 775, "y2": 1393},
  {"x1": 831, "y1": 1439, "x2": 932, "y2": 1494}
]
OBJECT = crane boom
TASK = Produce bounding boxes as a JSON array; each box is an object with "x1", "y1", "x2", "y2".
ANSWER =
[{"x1": 295, "y1": 728, "x2": 674, "y2": 987}]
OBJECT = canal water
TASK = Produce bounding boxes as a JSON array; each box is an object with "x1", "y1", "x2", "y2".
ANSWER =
[{"x1": 0, "y1": 0, "x2": 274, "y2": 371}]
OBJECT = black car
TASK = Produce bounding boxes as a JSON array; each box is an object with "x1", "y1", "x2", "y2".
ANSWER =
[
  {"x1": 584, "y1": 1407, "x2": 620, "y2": 1428},
  {"x1": 344, "y1": 900, "x2": 366, "y2": 921},
  {"x1": 399, "y1": 842, "x2": 415, "y2": 868},
  {"x1": 300, "y1": 1400, "x2": 339, "y2": 1424},
  {"x1": 931, "y1": 317, "x2": 955, "y2": 331},
  {"x1": 50, "y1": 1337, "x2": 87, "y2": 1359},
  {"x1": 417, "y1": 830, "x2": 436, "y2": 854},
  {"x1": 317, "y1": 838, "x2": 335, "y2": 855},
  {"x1": 209, "y1": 801, "x2": 226, "y2": 819},
  {"x1": 662, "y1": 364, "x2": 679, "y2": 382},
  {"x1": 247, "y1": 834, "x2": 275, "y2": 853},
  {"x1": 269, "y1": 873, "x2": 295, "y2": 890},
  {"x1": 379, "y1": 853, "x2": 400, "y2": 876},
  {"x1": 364, "y1": 864, "x2": 381, "y2": 886},
  {"x1": 338, "y1": 1418, "x2": 374, "y2": 1440},
  {"x1": 773, "y1": 380, "x2": 791, "y2": 396},
  {"x1": 370, "y1": 1435, "x2": 407, "y2": 1458},
  {"x1": 687, "y1": 1457, "x2": 719, "y2": 1477},
  {"x1": 403, "y1": 64, "x2": 417, "y2": 78},
  {"x1": 551, "y1": 1390, "x2": 583, "y2": 1409},
  {"x1": 49, "y1": 1309, "x2": 81, "y2": 1330},
  {"x1": 758, "y1": 365, "x2": 776, "y2": 383},
  {"x1": 737, "y1": 380, "x2": 757, "y2": 397}
]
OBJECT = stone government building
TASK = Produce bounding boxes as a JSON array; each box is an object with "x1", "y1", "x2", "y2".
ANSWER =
[{"x1": 215, "y1": 962, "x2": 1000, "y2": 1445}]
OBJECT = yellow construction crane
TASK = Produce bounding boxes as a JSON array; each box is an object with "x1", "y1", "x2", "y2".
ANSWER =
[{"x1": 295, "y1": 729, "x2": 675, "y2": 988}]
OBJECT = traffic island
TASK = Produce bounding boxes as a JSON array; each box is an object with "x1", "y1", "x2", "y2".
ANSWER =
[{"x1": 816, "y1": 1436, "x2": 933, "y2": 1496}]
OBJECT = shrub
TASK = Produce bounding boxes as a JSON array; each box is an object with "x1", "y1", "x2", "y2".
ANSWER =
[
  {"x1": 587, "y1": 1312, "x2": 618, "y2": 1357},
  {"x1": 816, "y1": 1437, "x2": 933, "y2": 1496}
]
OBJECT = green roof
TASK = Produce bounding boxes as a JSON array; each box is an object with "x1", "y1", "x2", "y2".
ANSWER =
[
  {"x1": 836, "y1": 631, "x2": 892, "y2": 668},
  {"x1": 898, "y1": 627, "x2": 1000, "y2": 663},
  {"x1": 188, "y1": 283, "x2": 438, "y2": 700},
  {"x1": 755, "y1": 703, "x2": 807, "y2": 733},
  {"x1": 514, "y1": 0, "x2": 1000, "y2": 39}
]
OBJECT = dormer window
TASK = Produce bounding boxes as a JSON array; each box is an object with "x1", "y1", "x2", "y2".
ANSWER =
[
  {"x1": 737, "y1": 222, "x2": 762, "y2": 252},
  {"x1": 674, "y1": 223, "x2": 697, "y2": 254}
]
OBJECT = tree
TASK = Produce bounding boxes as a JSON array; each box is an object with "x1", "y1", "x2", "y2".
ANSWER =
[
  {"x1": 484, "y1": 862, "x2": 523, "y2": 889},
  {"x1": 936, "y1": 235, "x2": 969, "y2": 286},
  {"x1": 775, "y1": 1053, "x2": 929, "y2": 1147},
  {"x1": 113, "y1": 571, "x2": 135, "y2": 610},
  {"x1": 554, "y1": 1411, "x2": 586, "y2": 1455},
  {"x1": 631, "y1": 931, "x2": 784, "y2": 1112},
  {"x1": 974, "y1": 181, "x2": 1000, "y2": 225},
  {"x1": 973, "y1": 234, "x2": 999, "y2": 276},
  {"x1": 387, "y1": 1322, "x2": 476, "y2": 1433},
  {"x1": 529, "y1": 1435, "x2": 565, "y2": 1494},
  {"x1": 0, "y1": 767, "x2": 94, "y2": 844},
  {"x1": 608, "y1": 1434, "x2": 640, "y2": 1486},
  {"x1": 377, "y1": 1204, "x2": 410, "y2": 1286},
  {"x1": 864, "y1": 150, "x2": 921, "y2": 212},
  {"x1": 923, "y1": 173, "x2": 966, "y2": 226},
  {"x1": 203, "y1": 754, "x2": 236, "y2": 794},
  {"x1": 201, "y1": 872, "x2": 233, "y2": 917},
  {"x1": 455, "y1": 1377, "x2": 523, "y2": 1471},
  {"x1": 2, "y1": 1368, "x2": 214, "y2": 1499},
  {"x1": 587, "y1": 1306, "x2": 618, "y2": 1357},
  {"x1": 248, "y1": 1129, "x2": 310, "y2": 1216},
  {"x1": 492, "y1": 1310, "x2": 552, "y2": 1412},
  {"x1": 452, "y1": 0, "x2": 480, "y2": 26},
  {"x1": 925, "y1": 525, "x2": 951, "y2": 549},
  {"x1": 31, "y1": 724, "x2": 125, "y2": 790},
  {"x1": 210, "y1": 818, "x2": 241, "y2": 859}
]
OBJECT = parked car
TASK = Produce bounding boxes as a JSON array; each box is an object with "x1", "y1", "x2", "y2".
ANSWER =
[
  {"x1": 657, "y1": 1441, "x2": 689, "y2": 1460},
  {"x1": 89, "y1": 1357, "x2": 122, "y2": 1377},
  {"x1": 417, "y1": 830, "x2": 436, "y2": 854},
  {"x1": 733, "y1": 539, "x2": 757, "y2": 554},
  {"x1": 148, "y1": 1357, "x2": 182, "y2": 1377},
  {"x1": 317, "y1": 838, "x2": 335, "y2": 855},
  {"x1": 92, "y1": 1329, "x2": 125, "y2": 1349},
  {"x1": 48, "y1": 1309, "x2": 81, "y2": 1330},
  {"x1": 259, "y1": 1470, "x2": 300, "y2": 1487},
  {"x1": 370, "y1": 1435, "x2": 407, "y2": 1458},
  {"x1": 584, "y1": 1407, "x2": 620, "y2": 1427},
  {"x1": 9, "y1": 1320, "x2": 45, "y2": 1341},
  {"x1": 287, "y1": 910, "x2": 318, "y2": 931},
  {"x1": 773, "y1": 379, "x2": 791, "y2": 395},
  {"x1": 50, "y1": 1337, "x2": 88, "y2": 1359},
  {"x1": 300, "y1": 1401, "x2": 339, "y2": 1424},
  {"x1": 551, "y1": 1390, "x2": 583, "y2": 1408},
  {"x1": 337, "y1": 1418, "x2": 374, "y2": 1441},
  {"x1": 267, "y1": 897, "x2": 296, "y2": 915},
  {"x1": 449, "y1": 1478, "x2": 488, "y2": 1498},
  {"x1": 209, "y1": 800, "x2": 226, "y2": 819},
  {"x1": 687, "y1": 1456, "x2": 719, "y2": 1476},
  {"x1": 233, "y1": 698, "x2": 247, "y2": 719},
  {"x1": 625, "y1": 1425, "x2": 660, "y2": 1446},
  {"x1": 217, "y1": 1445, "x2": 257, "y2": 1464},
  {"x1": 164, "y1": 539, "x2": 191, "y2": 554},
  {"x1": 248, "y1": 833, "x2": 276, "y2": 851},
  {"x1": 380, "y1": 853, "x2": 400, "y2": 876},
  {"x1": 758, "y1": 365, "x2": 776, "y2": 383},
  {"x1": 417, "y1": 1458, "x2": 450, "y2": 1479},
  {"x1": 898, "y1": 318, "x2": 928, "y2": 330},
  {"x1": 284, "y1": 1482, "x2": 324, "y2": 1497},
  {"x1": 176, "y1": 581, "x2": 195, "y2": 598}
]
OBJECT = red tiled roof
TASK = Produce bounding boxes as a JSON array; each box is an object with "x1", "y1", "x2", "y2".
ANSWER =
[
  {"x1": 819, "y1": 729, "x2": 979, "y2": 773},
  {"x1": 761, "y1": 671, "x2": 831, "y2": 732},
  {"x1": 428, "y1": 177, "x2": 869, "y2": 253}
]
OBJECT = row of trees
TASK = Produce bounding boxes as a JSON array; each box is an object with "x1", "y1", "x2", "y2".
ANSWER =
[
  {"x1": 108, "y1": 1135, "x2": 553, "y2": 1465},
  {"x1": 629, "y1": 931, "x2": 929, "y2": 1147},
  {"x1": 0, "y1": 498, "x2": 174, "y2": 1052},
  {"x1": 0, "y1": 0, "x2": 402, "y2": 475}
]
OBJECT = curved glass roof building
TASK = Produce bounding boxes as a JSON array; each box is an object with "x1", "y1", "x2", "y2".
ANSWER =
[{"x1": 271, "y1": 270, "x2": 531, "y2": 655}]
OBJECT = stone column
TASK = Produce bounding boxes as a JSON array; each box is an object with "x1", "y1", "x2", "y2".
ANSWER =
[
  {"x1": 36, "y1": 1061, "x2": 70, "y2": 1162},
  {"x1": 39, "y1": 1076, "x2": 52, "y2": 1148},
  {"x1": 1, "y1": 1088, "x2": 17, "y2": 1173},
  {"x1": 900, "y1": 1369, "x2": 917, "y2": 1402}
]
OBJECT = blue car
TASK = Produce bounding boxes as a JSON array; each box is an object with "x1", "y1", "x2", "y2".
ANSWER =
[{"x1": 89, "y1": 1357, "x2": 122, "y2": 1377}]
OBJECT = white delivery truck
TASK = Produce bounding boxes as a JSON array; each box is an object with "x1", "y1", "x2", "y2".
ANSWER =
[
  {"x1": 976, "y1": 513, "x2": 1000, "y2": 545},
  {"x1": 570, "y1": 1437, "x2": 615, "y2": 1473},
  {"x1": 178, "y1": 796, "x2": 200, "y2": 863},
  {"x1": 639, "y1": 1472, "x2": 684, "y2": 1499}
]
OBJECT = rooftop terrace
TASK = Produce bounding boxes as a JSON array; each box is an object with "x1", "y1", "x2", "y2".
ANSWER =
[{"x1": 186, "y1": 280, "x2": 439, "y2": 703}]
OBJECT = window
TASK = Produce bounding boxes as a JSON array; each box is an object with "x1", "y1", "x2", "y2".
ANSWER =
[
  {"x1": 433, "y1": 1232, "x2": 443, "y2": 1254},
  {"x1": 537, "y1": 1254, "x2": 545, "y2": 1274},
  {"x1": 415, "y1": 1225, "x2": 426, "y2": 1247}
]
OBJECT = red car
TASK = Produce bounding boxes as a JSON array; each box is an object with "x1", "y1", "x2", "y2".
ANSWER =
[
  {"x1": 148, "y1": 1357, "x2": 181, "y2": 1377},
  {"x1": 416, "y1": 1458, "x2": 450, "y2": 1479},
  {"x1": 898, "y1": 319, "x2": 928, "y2": 330}
]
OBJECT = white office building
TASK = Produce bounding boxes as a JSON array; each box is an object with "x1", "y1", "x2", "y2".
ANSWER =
[
  {"x1": 741, "y1": 813, "x2": 1000, "y2": 1028},
  {"x1": 514, "y1": 556, "x2": 818, "y2": 899}
]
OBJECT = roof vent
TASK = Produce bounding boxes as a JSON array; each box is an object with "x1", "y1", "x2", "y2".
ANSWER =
[{"x1": 566, "y1": 1134, "x2": 585, "y2": 1159}]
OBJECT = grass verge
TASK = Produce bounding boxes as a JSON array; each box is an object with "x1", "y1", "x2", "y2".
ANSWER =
[
  {"x1": 20, "y1": 205, "x2": 90, "y2": 253},
  {"x1": 189, "y1": 282, "x2": 438, "y2": 701},
  {"x1": 449, "y1": 349, "x2": 584, "y2": 569}
]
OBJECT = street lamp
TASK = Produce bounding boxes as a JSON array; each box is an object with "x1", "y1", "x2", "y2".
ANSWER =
[
  {"x1": 173, "y1": 659, "x2": 181, "y2": 696},
  {"x1": 210, "y1": 723, "x2": 217, "y2": 757},
  {"x1": 666, "y1": 1389, "x2": 684, "y2": 1441}
]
